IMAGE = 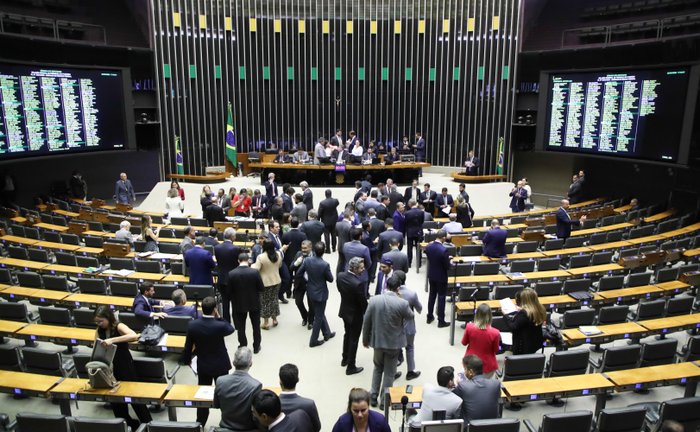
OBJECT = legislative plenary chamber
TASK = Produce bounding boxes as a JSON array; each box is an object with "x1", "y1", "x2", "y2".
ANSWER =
[{"x1": 0, "y1": 1, "x2": 699, "y2": 432}]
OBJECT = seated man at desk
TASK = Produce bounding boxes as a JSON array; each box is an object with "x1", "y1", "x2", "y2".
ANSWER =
[
  {"x1": 384, "y1": 146, "x2": 400, "y2": 164},
  {"x1": 482, "y1": 219, "x2": 507, "y2": 259},
  {"x1": 133, "y1": 282, "x2": 167, "y2": 319},
  {"x1": 115, "y1": 220, "x2": 135, "y2": 245},
  {"x1": 442, "y1": 214, "x2": 464, "y2": 234},
  {"x1": 164, "y1": 288, "x2": 197, "y2": 319},
  {"x1": 408, "y1": 366, "x2": 462, "y2": 428},
  {"x1": 452, "y1": 355, "x2": 500, "y2": 423},
  {"x1": 293, "y1": 147, "x2": 310, "y2": 164},
  {"x1": 274, "y1": 149, "x2": 288, "y2": 163}
]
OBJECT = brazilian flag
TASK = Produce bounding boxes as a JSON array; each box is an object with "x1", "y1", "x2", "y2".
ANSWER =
[
  {"x1": 496, "y1": 137, "x2": 504, "y2": 175},
  {"x1": 175, "y1": 135, "x2": 184, "y2": 174},
  {"x1": 226, "y1": 102, "x2": 237, "y2": 167}
]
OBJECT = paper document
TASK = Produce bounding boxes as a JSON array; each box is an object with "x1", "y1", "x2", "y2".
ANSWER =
[
  {"x1": 507, "y1": 272, "x2": 524, "y2": 278},
  {"x1": 579, "y1": 326, "x2": 603, "y2": 336},
  {"x1": 499, "y1": 298, "x2": 518, "y2": 315},
  {"x1": 500, "y1": 332, "x2": 513, "y2": 346},
  {"x1": 157, "y1": 333, "x2": 169, "y2": 346},
  {"x1": 102, "y1": 269, "x2": 135, "y2": 277},
  {"x1": 137, "y1": 252, "x2": 155, "y2": 258},
  {"x1": 190, "y1": 355, "x2": 197, "y2": 375},
  {"x1": 441, "y1": 207, "x2": 451, "y2": 216},
  {"x1": 194, "y1": 385, "x2": 215, "y2": 400}
]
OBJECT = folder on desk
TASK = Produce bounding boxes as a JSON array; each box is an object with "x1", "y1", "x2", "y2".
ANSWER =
[{"x1": 579, "y1": 326, "x2": 603, "y2": 336}]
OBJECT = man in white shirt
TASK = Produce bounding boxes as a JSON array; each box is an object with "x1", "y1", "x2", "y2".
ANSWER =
[
  {"x1": 442, "y1": 214, "x2": 464, "y2": 234},
  {"x1": 115, "y1": 220, "x2": 134, "y2": 245},
  {"x1": 351, "y1": 140, "x2": 364, "y2": 157},
  {"x1": 409, "y1": 366, "x2": 462, "y2": 427}
]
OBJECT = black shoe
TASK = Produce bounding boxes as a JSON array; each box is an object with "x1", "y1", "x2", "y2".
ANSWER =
[
  {"x1": 280, "y1": 298, "x2": 289, "y2": 304},
  {"x1": 370, "y1": 397, "x2": 378, "y2": 407},
  {"x1": 286, "y1": 291, "x2": 292, "y2": 299},
  {"x1": 307, "y1": 323, "x2": 313, "y2": 330},
  {"x1": 254, "y1": 346, "x2": 261, "y2": 354},
  {"x1": 397, "y1": 358, "x2": 403, "y2": 367},
  {"x1": 302, "y1": 319, "x2": 308, "y2": 327},
  {"x1": 324, "y1": 332, "x2": 336, "y2": 341},
  {"x1": 427, "y1": 316, "x2": 435, "y2": 324},
  {"x1": 394, "y1": 371, "x2": 402, "y2": 379},
  {"x1": 341, "y1": 359, "x2": 348, "y2": 367},
  {"x1": 406, "y1": 371, "x2": 421, "y2": 380},
  {"x1": 437, "y1": 321, "x2": 450, "y2": 328},
  {"x1": 309, "y1": 340, "x2": 325, "y2": 348},
  {"x1": 346, "y1": 366, "x2": 364, "y2": 375}
]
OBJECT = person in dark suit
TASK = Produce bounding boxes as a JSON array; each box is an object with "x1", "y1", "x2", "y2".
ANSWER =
[
  {"x1": 567, "y1": 174, "x2": 582, "y2": 204},
  {"x1": 282, "y1": 217, "x2": 307, "y2": 269},
  {"x1": 269, "y1": 197, "x2": 284, "y2": 223},
  {"x1": 331, "y1": 388, "x2": 392, "y2": 432},
  {"x1": 265, "y1": 173, "x2": 279, "y2": 200},
  {"x1": 298, "y1": 241, "x2": 335, "y2": 347},
  {"x1": 300, "y1": 181, "x2": 314, "y2": 211},
  {"x1": 377, "y1": 219, "x2": 404, "y2": 256},
  {"x1": 342, "y1": 228, "x2": 372, "y2": 296},
  {"x1": 69, "y1": 170, "x2": 87, "y2": 199},
  {"x1": 202, "y1": 228, "x2": 219, "y2": 248},
  {"x1": 374, "y1": 257, "x2": 394, "y2": 295},
  {"x1": 360, "y1": 175, "x2": 373, "y2": 193},
  {"x1": 384, "y1": 187, "x2": 401, "y2": 217},
  {"x1": 278, "y1": 364, "x2": 322, "y2": 432},
  {"x1": 163, "y1": 289, "x2": 198, "y2": 319},
  {"x1": 330, "y1": 129, "x2": 343, "y2": 148},
  {"x1": 404, "y1": 199, "x2": 425, "y2": 269},
  {"x1": 436, "y1": 187, "x2": 454, "y2": 215},
  {"x1": 458, "y1": 182, "x2": 470, "y2": 203},
  {"x1": 556, "y1": 199, "x2": 586, "y2": 239},
  {"x1": 392, "y1": 202, "x2": 406, "y2": 236},
  {"x1": 251, "y1": 189, "x2": 268, "y2": 218},
  {"x1": 455, "y1": 195, "x2": 475, "y2": 228},
  {"x1": 273, "y1": 149, "x2": 288, "y2": 163},
  {"x1": 413, "y1": 132, "x2": 425, "y2": 162},
  {"x1": 452, "y1": 355, "x2": 501, "y2": 423},
  {"x1": 381, "y1": 238, "x2": 409, "y2": 273},
  {"x1": 214, "y1": 227, "x2": 242, "y2": 323},
  {"x1": 376, "y1": 195, "x2": 390, "y2": 221},
  {"x1": 184, "y1": 237, "x2": 216, "y2": 286},
  {"x1": 425, "y1": 230, "x2": 452, "y2": 328},
  {"x1": 300, "y1": 210, "x2": 324, "y2": 245},
  {"x1": 419, "y1": 183, "x2": 437, "y2": 216},
  {"x1": 114, "y1": 172, "x2": 136, "y2": 204},
  {"x1": 508, "y1": 180, "x2": 528, "y2": 213},
  {"x1": 282, "y1": 186, "x2": 294, "y2": 214},
  {"x1": 335, "y1": 211, "x2": 353, "y2": 275},
  {"x1": 367, "y1": 208, "x2": 386, "y2": 244},
  {"x1": 214, "y1": 347, "x2": 262, "y2": 431},
  {"x1": 464, "y1": 150, "x2": 480, "y2": 175},
  {"x1": 332, "y1": 146, "x2": 350, "y2": 164},
  {"x1": 203, "y1": 203, "x2": 226, "y2": 227},
  {"x1": 290, "y1": 240, "x2": 315, "y2": 328},
  {"x1": 482, "y1": 219, "x2": 507, "y2": 259},
  {"x1": 132, "y1": 282, "x2": 166, "y2": 320},
  {"x1": 252, "y1": 389, "x2": 313, "y2": 432},
  {"x1": 227, "y1": 253, "x2": 264, "y2": 353},
  {"x1": 404, "y1": 179, "x2": 421, "y2": 203},
  {"x1": 181, "y1": 296, "x2": 235, "y2": 426},
  {"x1": 337, "y1": 257, "x2": 369, "y2": 375},
  {"x1": 318, "y1": 189, "x2": 340, "y2": 253}
]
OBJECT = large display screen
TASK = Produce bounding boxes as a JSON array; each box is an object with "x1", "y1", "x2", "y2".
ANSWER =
[
  {"x1": 0, "y1": 62, "x2": 129, "y2": 159},
  {"x1": 542, "y1": 67, "x2": 691, "y2": 163}
]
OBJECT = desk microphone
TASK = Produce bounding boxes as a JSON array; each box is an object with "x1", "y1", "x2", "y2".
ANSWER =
[
  {"x1": 469, "y1": 287, "x2": 479, "y2": 311},
  {"x1": 400, "y1": 395, "x2": 409, "y2": 432}
]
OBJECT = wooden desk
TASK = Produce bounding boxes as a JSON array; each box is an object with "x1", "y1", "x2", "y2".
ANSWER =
[
  {"x1": 665, "y1": 314, "x2": 700, "y2": 331},
  {"x1": 53, "y1": 209, "x2": 80, "y2": 218},
  {"x1": 655, "y1": 280, "x2": 691, "y2": 295},
  {"x1": 33, "y1": 222, "x2": 70, "y2": 232},
  {"x1": 684, "y1": 248, "x2": 700, "y2": 259},
  {"x1": 605, "y1": 362, "x2": 700, "y2": 396},
  {"x1": 130, "y1": 334, "x2": 186, "y2": 354},
  {"x1": 625, "y1": 235, "x2": 667, "y2": 246},
  {"x1": 461, "y1": 224, "x2": 527, "y2": 234},
  {"x1": 450, "y1": 172, "x2": 508, "y2": 183},
  {"x1": 614, "y1": 205, "x2": 632, "y2": 214},
  {"x1": 638, "y1": 317, "x2": 688, "y2": 335},
  {"x1": 67, "y1": 379, "x2": 169, "y2": 405},
  {"x1": 572, "y1": 223, "x2": 633, "y2": 237},
  {"x1": 0, "y1": 319, "x2": 28, "y2": 337},
  {"x1": 44, "y1": 264, "x2": 92, "y2": 277},
  {"x1": 0, "y1": 286, "x2": 70, "y2": 305},
  {"x1": 566, "y1": 263, "x2": 623, "y2": 277},
  {"x1": 644, "y1": 209, "x2": 676, "y2": 223},
  {"x1": 587, "y1": 240, "x2": 633, "y2": 252},
  {"x1": 451, "y1": 256, "x2": 491, "y2": 264},
  {"x1": 76, "y1": 247, "x2": 104, "y2": 256},
  {"x1": 16, "y1": 323, "x2": 95, "y2": 346},
  {"x1": 490, "y1": 252, "x2": 546, "y2": 261},
  {"x1": 163, "y1": 384, "x2": 214, "y2": 421},
  {"x1": 384, "y1": 385, "x2": 423, "y2": 418},
  {"x1": 596, "y1": 285, "x2": 664, "y2": 305},
  {"x1": 0, "y1": 235, "x2": 39, "y2": 247},
  {"x1": 0, "y1": 257, "x2": 50, "y2": 271},
  {"x1": 448, "y1": 274, "x2": 510, "y2": 286},
  {"x1": 125, "y1": 272, "x2": 166, "y2": 282},
  {"x1": 162, "y1": 274, "x2": 189, "y2": 284},
  {"x1": 541, "y1": 247, "x2": 593, "y2": 258},
  {"x1": 562, "y1": 322, "x2": 648, "y2": 347},
  {"x1": 508, "y1": 270, "x2": 570, "y2": 283},
  {"x1": 0, "y1": 370, "x2": 61, "y2": 398},
  {"x1": 33, "y1": 241, "x2": 81, "y2": 252},
  {"x1": 63, "y1": 293, "x2": 134, "y2": 310}
]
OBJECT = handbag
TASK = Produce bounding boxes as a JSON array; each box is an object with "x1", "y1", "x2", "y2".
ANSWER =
[
  {"x1": 138, "y1": 323, "x2": 165, "y2": 346},
  {"x1": 542, "y1": 322, "x2": 563, "y2": 346}
]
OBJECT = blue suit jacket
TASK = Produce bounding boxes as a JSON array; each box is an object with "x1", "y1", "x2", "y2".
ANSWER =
[
  {"x1": 114, "y1": 179, "x2": 135, "y2": 204},
  {"x1": 299, "y1": 255, "x2": 333, "y2": 302},
  {"x1": 556, "y1": 207, "x2": 580, "y2": 239},
  {"x1": 331, "y1": 410, "x2": 391, "y2": 432},
  {"x1": 393, "y1": 210, "x2": 406, "y2": 234},
  {"x1": 509, "y1": 188, "x2": 528, "y2": 212},
  {"x1": 378, "y1": 229, "x2": 404, "y2": 255},
  {"x1": 436, "y1": 194, "x2": 454, "y2": 209},
  {"x1": 404, "y1": 208, "x2": 425, "y2": 239},
  {"x1": 343, "y1": 241, "x2": 372, "y2": 283},
  {"x1": 482, "y1": 227, "x2": 507, "y2": 258},
  {"x1": 265, "y1": 180, "x2": 278, "y2": 199},
  {"x1": 181, "y1": 316, "x2": 234, "y2": 377},
  {"x1": 214, "y1": 241, "x2": 241, "y2": 287},
  {"x1": 164, "y1": 304, "x2": 198, "y2": 319},
  {"x1": 415, "y1": 137, "x2": 426, "y2": 160},
  {"x1": 184, "y1": 246, "x2": 216, "y2": 286},
  {"x1": 425, "y1": 241, "x2": 451, "y2": 283},
  {"x1": 132, "y1": 294, "x2": 161, "y2": 319}
]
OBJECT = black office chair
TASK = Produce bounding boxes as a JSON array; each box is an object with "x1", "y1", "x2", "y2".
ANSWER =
[
  {"x1": 73, "y1": 417, "x2": 131, "y2": 432},
  {"x1": 77, "y1": 278, "x2": 108, "y2": 294},
  {"x1": 60, "y1": 233, "x2": 80, "y2": 245},
  {"x1": 545, "y1": 349, "x2": 590, "y2": 378},
  {"x1": 0, "y1": 302, "x2": 37, "y2": 322},
  {"x1": 564, "y1": 236, "x2": 586, "y2": 248},
  {"x1": 543, "y1": 239, "x2": 564, "y2": 251},
  {"x1": 42, "y1": 275, "x2": 72, "y2": 292},
  {"x1": 171, "y1": 262, "x2": 186, "y2": 275},
  {"x1": 493, "y1": 285, "x2": 524, "y2": 300},
  {"x1": 54, "y1": 251, "x2": 77, "y2": 266},
  {"x1": 467, "y1": 418, "x2": 520, "y2": 432},
  {"x1": 568, "y1": 254, "x2": 591, "y2": 269},
  {"x1": 0, "y1": 269, "x2": 11, "y2": 285},
  {"x1": 183, "y1": 285, "x2": 215, "y2": 300},
  {"x1": 43, "y1": 231, "x2": 62, "y2": 243},
  {"x1": 509, "y1": 260, "x2": 535, "y2": 273},
  {"x1": 596, "y1": 305, "x2": 629, "y2": 325},
  {"x1": 629, "y1": 299, "x2": 666, "y2": 321},
  {"x1": 154, "y1": 284, "x2": 177, "y2": 300},
  {"x1": 459, "y1": 245, "x2": 483, "y2": 257},
  {"x1": 160, "y1": 316, "x2": 192, "y2": 335},
  {"x1": 159, "y1": 242, "x2": 181, "y2": 254},
  {"x1": 38, "y1": 306, "x2": 72, "y2": 326},
  {"x1": 655, "y1": 267, "x2": 680, "y2": 284},
  {"x1": 83, "y1": 235, "x2": 105, "y2": 248},
  {"x1": 76, "y1": 255, "x2": 100, "y2": 268},
  {"x1": 535, "y1": 281, "x2": 563, "y2": 297},
  {"x1": 498, "y1": 353, "x2": 545, "y2": 381},
  {"x1": 600, "y1": 216, "x2": 615, "y2": 227},
  {"x1": 640, "y1": 339, "x2": 677, "y2": 367},
  {"x1": 135, "y1": 260, "x2": 162, "y2": 273},
  {"x1": 559, "y1": 309, "x2": 596, "y2": 329},
  {"x1": 677, "y1": 335, "x2": 700, "y2": 362},
  {"x1": 0, "y1": 345, "x2": 23, "y2": 371},
  {"x1": 24, "y1": 227, "x2": 41, "y2": 240},
  {"x1": 589, "y1": 344, "x2": 641, "y2": 373},
  {"x1": 606, "y1": 231, "x2": 623, "y2": 242},
  {"x1": 473, "y1": 262, "x2": 500, "y2": 276},
  {"x1": 453, "y1": 264, "x2": 472, "y2": 277},
  {"x1": 72, "y1": 308, "x2": 97, "y2": 328},
  {"x1": 589, "y1": 233, "x2": 608, "y2": 245},
  {"x1": 27, "y1": 247, "x2": 50, "y2": 263},
  {"x1": 630, "y1": 397, "x2": 700, "y2": 432},
  {"x1": 594, "y1": 406, "x2": 646, "y2": 432},
  {"x1": 109, "y1": 257, "x2": 135, "y2": 271},
  {"x1": 537, "y1": 258, "x2": 561, "y2": 271},
  {"x1": 524, "y1": 410, "x2": 593, "y2": 432},
  {"x1": 597, "y1": 275, "x2": 625, "y2": 291},
  {"x1": 145, "y1": 421, "x2": 203, "y2": 431},
  {"x1": 562, "y1": 278, "x2": 592, "y2": 294},
  {"x1": 189, "y1": 218, "x2": 208, "y2": 227},
  {"x1": 16, "y1": 413, "x2": 70, "y2": 432},
  {"x1": 516, "y1": 241, "x2": 539, "y2": 253},
  {"x1": 16, "y1": 271, "x2": 42, "y2": 288},
  {"x1": 21, "y1": 347, "x2": 76, "y2": 377},
  {"x1": 665, "y1": 296, "x2": 693, "y2": 317},
  {"x1": 117, "y1": 312, "x2": 149, "y2": 332},
  {"x1": 73, "y1": 353, "x2": 91, "y2": 379},
  {"x1": 109, "y1": 280, "x2": 139, "y2": 297},
  {"x1": 627, "y1": 272, "x2": 652, "y2": 287}
]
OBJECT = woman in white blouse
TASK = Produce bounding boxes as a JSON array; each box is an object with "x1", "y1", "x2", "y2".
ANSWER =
[{"x1": 165, "y1": 188, "x2": 184, "y2": 219}]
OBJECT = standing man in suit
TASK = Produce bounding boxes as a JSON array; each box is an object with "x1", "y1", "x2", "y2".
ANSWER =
[
  {"x1": 300, "y1": 210, "x2": 324, "y2": 245},
  {"x1": 290, "y1": 194, "x2": 308, "y2": 222},
  {"x1": 425, "y1": 230, "x2": 451, "y2": 328},
  {"x1": 392, "y1": 202, "x2": 406, "y2": 237},
  {"x1": 318, "y1": 189, "x2": 340, "y2": 253},
  {"x1": 300, "y1": 181, "x2": 313, "y2": 211},
  {"x1": 184, "y1": 237, "x2": 216, "y2": 286},
  {"x1": 227, "y1": 253, "x2": 263, "y2": 353},
  {"x1": 464, "y1": 150, "x2": 481, "y2": 175},
  {"x1": 282, "y1": 185, "x2": 294, "y2": 213},
  {"x1": 298, "y1": 241, "x2": 335, "y2": 347},
  {"x1": 381, "y1": 238, "x2": 409, "y2": 273},
  {"x1": 269, "y1": 197, "x2": 284, "y2": 223},
  {"x1": 436, "y1": 187, "x2": 454, "y2": 216},
  {"x1": 182, "y1": 296, "x2": 234, "y2": 427},
  {"x1": 378, "y1": 219, "x2": 404, "y2": 255},
  {"x1": 282, "y1": 217, "x2": 307, "y2": 280},
  {"x1": 556, "y1": 199, "x2": 586, "y2": 239},
  {"x1": 363, "y1": 274, "x2": 414, "y2": 409},
  {"x1": 376, "y1": 195, "x2": 390, "y2": 221},
  {"x1": 335, "y1": 210, "x2": 354, "y2": 275},
  {"x1": 252, "y1": 390, "x2": 313, "y2": 432},
  {"x1": 567, "y1": 174, "x2": 582, "y2": 204},
  {"x1": 265, "y1": 173, "x2": 279, "y2": 200},
  {"x1": 114, "y1": 172, "x2": 135, "y2": 204},
  {"x1": 386, "y1": 186, "x2": 403, "y2": 216},
  {"x1": 337, "y1": 257, "x2": 369, "y2": 375},
  {"x1": 404, "y1": 179, "x2": 421, "y2": 203},
  {"x1": 290, "y1": 240, "x2": 314, "y2": 329},
  {"x1": 278, "y1": 364, "x2": 322, "y2": 432},
  {"x1": 251, "y1": 189, "x2": 268, "y2": 218},
  {"x1": 330, "y1": 128, "x2": 343, "y2": 148},
  {"x1": 213, "y1": 347, "x2": 261, "y2": 431},
  {"x1": 214, "y1": 228, "x2": 241, "y2": 323},
  {"x1": 367, "y1": 208, "x2": 386, "y2": 244},
  {"x1": 482, "y1": 219, "x2": 507, "y2": 259},
  {"x1": 395, "y1": 270, "x2": 422, "y2": 380},
  {"x1": 132, "y1": 282, "x2": 167, "y2": 320},
  {"x1": 343, "y1": 228, "x2": 372, "y2": 296},
  {"x1": 420, "y1": 183, "x2": 437, "y2": 216},
  {"x1": 374, "y1": 257, "x2": 394, "y2": 295},
  {"x1": 458, "y1": 183, "x2": 470, "y2": 202},
  {"x1": 404, "y1": 199, "x2": 425, "y2": 270},
  {"x1": 509, "y1": 180, "x2": 528, "y2": 213},
  {"x1": 313, "y1": 138, "x2": 327, "y2": 164},
  {"x1": 414, "y1": 132, "x2": 426, "y2": 162}
]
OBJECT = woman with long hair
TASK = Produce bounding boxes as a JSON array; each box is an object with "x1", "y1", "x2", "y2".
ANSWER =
[
  {"x1": 331, "y1": 388, "x2": 391, "y2": 432},
  {"x1": 93, "y1": 306, "x2": 152, "y2": 429},
  {"x1": 140, "y1": 214, "x2": 159, "y2": 252},
  {"x1": 170, "y1": 180, "x2": 185, "y2": 200},
  {"x1": 455, "y1": 195, "x2": 475, "y2": 228},
  {"x1": 503, "y1": 288, "x2": 546, "y2": 354},
  {"x1": 165, "y1": 188, "x2": 184, "y2": 220},
  {"x1": 461, "y1": 303, "x2": 500, "y2": 378},
  {"x1": 252, "y1": 239, "x2": 283, "y2": 330}
]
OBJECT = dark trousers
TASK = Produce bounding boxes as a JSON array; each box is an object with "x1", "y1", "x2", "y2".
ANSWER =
[
  {"x1": 196, "y1": 371, "x2": 226, "y2": 426},
  {"x1": 368, "y1": 250, "x2": 378, "y2": 284},
  {"x1": 342, "y1": 317, "x2": 363, "y2": 368},
  {"x1": 233, "y1": 309, "x2": 261, "y2": 350},
  {"x1": 111, "y1": 401, "x2": 151, "y2": 430},
  {"x1": 324, "y1": 224, "x2": 337, "y2": 252},
  {"x1": 219, "y1": 284, "x2": 232, "y2": 323},
  {"x1": 278, "y1": 264, "x2": 291, "y2": 300},
  {"x1": 428, "y1": 279, "x2": 447, "y2": 323},
  {"x1": 407, "y1": 236, "x2": 420, "y2": 267},
  {"x1": 336, "y1": 251, "x2": 346, "y2": 276},
  {"x1": 310, "y1": 299, "x2": 331, "y2": 343},
  {"x1": 293, "y1": 279, "x2": 314, "y2": 323}
]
